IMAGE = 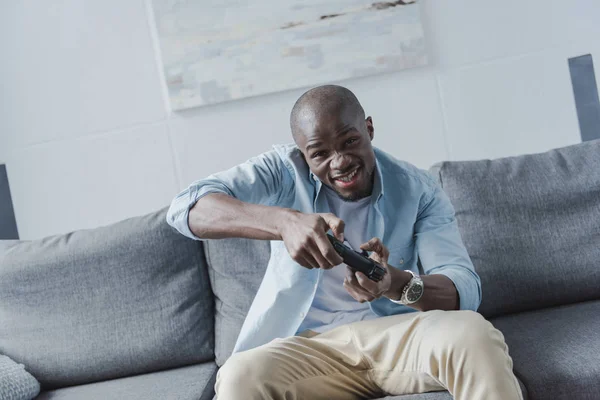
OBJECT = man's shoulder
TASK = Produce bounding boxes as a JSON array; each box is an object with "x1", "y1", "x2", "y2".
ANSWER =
[
  {"x1": 272, "y1": 142, "x2": 300, "y2": 156},
  {"x1": 258, "y1": 143, "x2": 309, "y2": 183},
  {"x1": 270, "y1": 143, "x2": 302, "y2": 166},
  {"x1": 374, "y1": 147, "x2": 437, "y2": 192},
  {"x1": 247, "y1": 143, "x2": 300, "y2": 169},
  {"x1": 269, "y1": 142, "x2": 304, "y2": 168}
]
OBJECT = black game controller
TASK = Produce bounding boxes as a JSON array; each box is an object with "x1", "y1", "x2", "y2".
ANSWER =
[{"x1": 326, "y1": 234, "x2": 387, "y2": 282}]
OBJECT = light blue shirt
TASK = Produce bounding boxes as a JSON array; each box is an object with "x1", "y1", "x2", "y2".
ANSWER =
[
  {"x1": 166, "y1": 144, "x2": 482, "y2": 353},
  {"x1": 297, "y1": 187, "x2": 376, "y2": 334}
]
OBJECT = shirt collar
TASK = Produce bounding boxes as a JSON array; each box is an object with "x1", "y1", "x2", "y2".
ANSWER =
[{"x1": 373, "y1": 157, "x2": 384, "y2": 201}]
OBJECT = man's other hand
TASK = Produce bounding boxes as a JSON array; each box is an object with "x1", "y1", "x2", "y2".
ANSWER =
[
  {"x1": 278, "y1": 210, "x2": 345, "y2": 270},
  {"x1": 343, "y1": 237, "x2": 393, "y2": 302}
]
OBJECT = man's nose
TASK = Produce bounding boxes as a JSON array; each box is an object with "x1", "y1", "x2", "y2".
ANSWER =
[{"x1": 330, "y1": 152, "x2": 352, "y2": 171}]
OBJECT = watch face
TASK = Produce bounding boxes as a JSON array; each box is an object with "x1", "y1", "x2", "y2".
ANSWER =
[{"x1": 407, "y1": 282, "x2": 424, "y2": 303}]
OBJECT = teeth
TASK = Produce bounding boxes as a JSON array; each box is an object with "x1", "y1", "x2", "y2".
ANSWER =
[{"x1": 337, "y1": 169, "x2": 358, "y2": 183}]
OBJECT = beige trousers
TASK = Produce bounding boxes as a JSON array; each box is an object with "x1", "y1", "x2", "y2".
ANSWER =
[{"x1": 216, "y1": 310, "x2": 523, "y2": 400}]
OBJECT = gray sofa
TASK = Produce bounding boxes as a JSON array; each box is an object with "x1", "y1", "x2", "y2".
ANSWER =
[{"x1": 1, "y1": 139, "x2": 599, "y2": 400}]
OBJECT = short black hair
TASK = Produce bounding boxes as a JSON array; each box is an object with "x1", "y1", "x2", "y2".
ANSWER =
[{"x1": 290, "y1": 85, "x2": 365, "y2": 141}]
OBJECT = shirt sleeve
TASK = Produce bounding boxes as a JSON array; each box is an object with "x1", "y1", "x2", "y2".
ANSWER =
[
  {"x1": 414, "y1": 185, "x2": 482, "y2": 311},
  {"x1": 166, "y1": 149, "x2": 294, "y2": 240}
]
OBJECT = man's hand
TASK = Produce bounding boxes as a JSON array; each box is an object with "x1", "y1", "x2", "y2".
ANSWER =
[
  {"x1": 343, "y1": 237, "x2": 392, "y2": 302},
  {"x1": 278, "y1": 210, "x2": 345, "y2": 270},
  {"x1": 343, "y1": 237, "x2": 411, "y2": 303}
]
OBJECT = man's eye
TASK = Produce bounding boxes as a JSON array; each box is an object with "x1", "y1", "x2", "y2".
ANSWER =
[
  {"x1": 312, "y1": 151, "x2": 325, "y2": 158},
  {"x1": 346, "y1": 138, "x2": 358, "y2": 146}
]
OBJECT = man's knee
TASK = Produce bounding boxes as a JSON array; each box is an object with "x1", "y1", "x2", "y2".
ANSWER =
[
  {"x1": 433, "y1": 310, "x2": 499, "y2": 350},
  {"x1": 218, "y1": 351, "x2": 263, "y2": 389},
  {"x1": 216, "y1": 346, "x2": 284, "y2": 397}
]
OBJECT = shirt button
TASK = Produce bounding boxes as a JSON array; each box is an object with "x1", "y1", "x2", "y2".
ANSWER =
[
  {"x1": 399, "y1": 258, "x2": 404, "y2": 264},
  {"x1": 300, "y1": 312, "x2": 305, "y2": 318}
]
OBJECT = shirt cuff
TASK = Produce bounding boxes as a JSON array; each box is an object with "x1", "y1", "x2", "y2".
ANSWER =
[
  {"x1": 431, "y1": 268, "x2": 481, "y2": 311},
  {"x1": 166, "y1": 187, "x2": 229, "y2": 241}
]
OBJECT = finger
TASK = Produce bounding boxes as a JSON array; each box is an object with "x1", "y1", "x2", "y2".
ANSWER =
[
  {"x1": 308, "y1": 239, "x2": 337, "y2": 269},
  {"x1": 345, "y1": 265, "x2": 357, "y2": 283},
  {"x1": 344, "y1": 286, "x2": 368, "y2": 302},
  {"x1": 295, "y1": 255, "x2": 314, "y2": 269},
  {"x1": 360, "y1": 237, "x2": 389, "y2": 261},
  {"x1": 345, "y1": 267, "x2": 377, "y2": 297},
  {"x1": 346, "y1": 267, "x2": 384, "y2": 298},
  {"x1": 354, "y1": 271, "x2": 380, "y2": 295},
  {"x1": 321, "y1": 213, "x2": 345, "y2": 242},
  {"x1": 299, "y1": 250, "x2": 320, "y2": 270},
  {"x1": 343, "y1": 282, "x2": 363, "y2": 302},
  {"x1": 315, "y1": 233, "x2": 343, "y2": 267},
  {"x1": 343, "y1": 279, "x2": 375, "y2": 303},
  {"x1": 359, "y1": 237, "x2": 385, "y2": 254},
  {"x1": 287, "y1": 247, "x2": 313, "y2": 269}
]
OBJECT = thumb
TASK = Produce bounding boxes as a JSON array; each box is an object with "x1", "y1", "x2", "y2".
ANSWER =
[
  {"x1": 360, "y1": 237, "x2": 380, "y2": 252},
  {"x1": 360, "y1": 237, "x2": 389, "y2": 261},
  {"x1": 320, "y1": 213, "x2": 345, "y2": 242}
]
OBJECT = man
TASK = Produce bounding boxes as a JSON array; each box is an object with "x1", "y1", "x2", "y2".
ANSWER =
[{"x1": 167, "y1": 85, "x2": 522, "y2": 400}]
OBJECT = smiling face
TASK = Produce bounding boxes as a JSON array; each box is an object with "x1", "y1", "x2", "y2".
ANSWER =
[{"x1": 291, "y1": 87, "x2": 376, "y2": 201}]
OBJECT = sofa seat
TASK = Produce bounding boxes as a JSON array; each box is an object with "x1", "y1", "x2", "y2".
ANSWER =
[
  {"x1": 383, "y1": 300, "x2": 600, "y2": 400},
  {"x1": 376, "y1": 391, "x2": 452, "y2": 399},
  {"x1": 35, "y1": 362, "x2": 217, "y2": 400},
  {"x1": 491, "y1": 300, "x2": 600, "y2": 400},
  {"x1": 374, "y1": 375, "x2": 528, "y2": 400}
]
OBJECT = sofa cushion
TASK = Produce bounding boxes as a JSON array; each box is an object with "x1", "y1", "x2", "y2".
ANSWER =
[
  {"x1": 0, "y1": 354, "x2": 40, "y2": 400},
  {"x1": 375, "y1": 392, "x2": 451, "y2": 400},
  {"x1": 204, "y1": 238, "x2": 270, "y2": 366},
  {"x1": 430, "y1": 139, "x2": 600, "y2": 318},
  {"x1": 0, "y1": 208, "x2": 214, "y2": 389},
  {"x1": 373, "y1": 373, "x2": 528, "y2": 400},
  {"x1": 0, "y1": 240, "x2": 19, "y2": 253},
  {"x1": 491, "y1": 300, "x2": 600, "y2": 400},
  {"x1": 35, "y1": 361, "x2": 217, "y2": 400}
]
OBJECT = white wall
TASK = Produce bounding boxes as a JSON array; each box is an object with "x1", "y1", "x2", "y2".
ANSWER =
[{"x1": 1, "y1": 0, "x2": 599, "y2": 239}]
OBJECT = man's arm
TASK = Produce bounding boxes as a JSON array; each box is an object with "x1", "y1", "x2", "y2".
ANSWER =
[
  {"x1": 166, "y1": 150, "x2": 344, "y2": 270},
  {"x1": 166, "y1": 150, "x2": 293, "y2": 240},
  {"x1": 384, "y1": 270, "x2": 461, "y2": 311},
  {"x1": 406, "y1": 184, "x2": 482, "y2": 311},
  {"x1": 344, "y1": 239, "x2": 464, "y2": 312},
  {"x1": 188, "y1": 193, "x2": 288, "y2": 240},
  {"x1": 344, "y1": 185, "x2": 481, "y2": 312}
]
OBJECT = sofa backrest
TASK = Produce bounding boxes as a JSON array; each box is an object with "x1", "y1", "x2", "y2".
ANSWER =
[
  {"x1": 0, "y1": 208, "x2": 214, "y2": 389},
  {"x1": 204, "y1": 238, "x2": 270, "y2": 366},
  {"x1": 430, "y1": 139, "x2": 600, "y2": 318}
]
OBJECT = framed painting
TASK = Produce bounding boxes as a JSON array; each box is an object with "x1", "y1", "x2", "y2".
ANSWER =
[{"x1": 150, "y1": 0, "x2": 427, "y2": 109}]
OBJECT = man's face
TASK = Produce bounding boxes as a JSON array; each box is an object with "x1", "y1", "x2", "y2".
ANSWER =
[{"x1": 295, "y1": 109, "x2": 376, "y2": 201}]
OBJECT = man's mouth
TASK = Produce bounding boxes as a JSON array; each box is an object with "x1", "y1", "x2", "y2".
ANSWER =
[{"x1": 332, "y1": 166, "x2": 360, "y2": 187}]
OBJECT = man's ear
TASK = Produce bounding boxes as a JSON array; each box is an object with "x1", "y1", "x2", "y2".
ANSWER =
[{"x1": 366, "y1": 116, "x2": 374, "y2": 141}]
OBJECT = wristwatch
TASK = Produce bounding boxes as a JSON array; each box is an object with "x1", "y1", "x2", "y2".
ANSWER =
[{"x1": 390, "y1": 270, "x2": 424, "y2": 305}]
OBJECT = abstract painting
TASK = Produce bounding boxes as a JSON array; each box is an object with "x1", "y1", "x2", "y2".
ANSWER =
[{"x1": 151, "y1": 0, "x2": 427, "y2": 110}]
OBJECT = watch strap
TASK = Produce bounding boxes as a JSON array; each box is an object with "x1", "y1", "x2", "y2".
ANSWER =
[{"x1": 389, "y1": 270, "x2": 422, "y2": 305}]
